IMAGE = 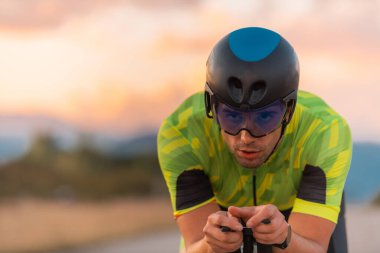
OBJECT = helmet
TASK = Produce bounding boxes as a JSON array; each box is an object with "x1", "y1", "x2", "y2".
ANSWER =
[{"x1": 205, "y1": 27, "x2": 299, "y2": 129}]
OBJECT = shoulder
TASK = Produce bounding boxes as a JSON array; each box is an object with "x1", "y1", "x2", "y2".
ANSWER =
[
  {"x1": 283, "y1": 90, "x2": 352, "y2": 167},
  {"x1": 296, "y1": 90, "x2": 345, "y2": 121},
  {"x1": 160, "y1": 91, "x2": 206, "y2": 130},
  {"x1": 289, "y1": 90, "x2": 351, "y2": 140},
  {"x1": 157, "y1": 91, "x2": 217, "y2": 160}
]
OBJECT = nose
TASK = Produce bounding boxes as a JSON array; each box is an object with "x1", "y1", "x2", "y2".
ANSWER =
[{"x1": 240, "y1": 130, "x2": 256, "y2": 144}]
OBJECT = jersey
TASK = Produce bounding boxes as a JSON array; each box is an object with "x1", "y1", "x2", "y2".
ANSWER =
[{"x1": 157, "y1": 90, "x2": 352, "y2": 224}]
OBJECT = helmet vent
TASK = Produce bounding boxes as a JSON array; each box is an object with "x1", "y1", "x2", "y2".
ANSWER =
[
  {"x1": 249, "y1": 80, "x2": 266, "y2": 105},
  {"x1": 228, "y1": 77, "x2": 243, "y2": 103}
]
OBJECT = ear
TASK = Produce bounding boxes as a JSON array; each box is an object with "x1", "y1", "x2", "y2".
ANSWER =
[{"x1": 284, "y1": 100, "x2": 296, "y2": 124}]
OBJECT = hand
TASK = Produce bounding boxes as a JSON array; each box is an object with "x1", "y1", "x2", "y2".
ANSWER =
[
  {"x1": 202, "y1": 211, "x2": 243, "y2": 253},
  {"x1": 228, "y1": 205, "x2": 289, "y2": 245}
]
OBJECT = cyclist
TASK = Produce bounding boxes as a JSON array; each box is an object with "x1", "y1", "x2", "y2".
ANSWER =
[{"x1": 157, "y1": 27, "x2": 352, "y2": 253}]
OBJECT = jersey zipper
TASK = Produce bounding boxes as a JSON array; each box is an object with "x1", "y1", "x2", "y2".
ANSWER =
[
  {"x1": 252, "y1": 173, "x2": 273, "y2": 253},
  {"x1": 253, "y1": 174, "x2": 257, "y2": 206}
]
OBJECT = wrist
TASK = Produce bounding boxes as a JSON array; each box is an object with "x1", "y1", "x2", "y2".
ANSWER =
[
  {"x1": 273, "y1": 223, "x2": 292, "y2": 249},
  {"x1": 201, "y1": 236, "x2": 214, "y2": 253}
]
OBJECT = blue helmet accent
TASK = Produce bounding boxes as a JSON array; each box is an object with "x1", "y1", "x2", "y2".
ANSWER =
[{"x1": 228, "y1": 27, "x2": 281, "y2": 62}]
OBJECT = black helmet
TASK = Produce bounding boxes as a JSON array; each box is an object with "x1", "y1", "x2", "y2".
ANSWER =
[{"x1": 205, "y1": 27, "x2": 299, "y2": 124}]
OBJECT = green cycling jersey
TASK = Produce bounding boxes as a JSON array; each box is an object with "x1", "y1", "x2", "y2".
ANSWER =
[{"x1": 157, "y1": 90, "x2": 352, "y2": 224}]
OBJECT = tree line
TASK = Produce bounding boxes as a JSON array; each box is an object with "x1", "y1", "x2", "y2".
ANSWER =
[{"x1": 0, "y1": 133, "x2": 167, "y2": 201}]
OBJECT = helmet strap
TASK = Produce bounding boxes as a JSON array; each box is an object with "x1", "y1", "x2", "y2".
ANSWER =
[
  {"x1": 263, "y1": 122, "x2": 286, "y2": 163},
  {"x1": 263, "y1": 101, "x2": 295, "y2": 163},
  {"x1": 204, "y1": 91, "x2": 214, "y2": 118}
]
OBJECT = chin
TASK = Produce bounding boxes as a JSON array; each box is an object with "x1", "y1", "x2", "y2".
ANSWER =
[
  {"x1": 236, "y1": 158, "x2": 264, "y2": 169},
  {"x1": 234, "y1": 151, "x2": 267, "y2": 168}
]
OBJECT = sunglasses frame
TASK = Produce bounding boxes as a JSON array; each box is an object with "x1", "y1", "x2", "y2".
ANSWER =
[{"x1": 204, "y1": 83, "x2": 297, "y2": 137}]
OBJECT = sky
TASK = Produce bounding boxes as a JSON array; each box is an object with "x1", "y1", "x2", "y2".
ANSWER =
[{"x1": 0, "y1": 0, "x2": 379, "y2": 142}]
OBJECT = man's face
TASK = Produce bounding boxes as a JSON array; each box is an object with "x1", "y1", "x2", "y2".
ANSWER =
[{"x1": 221, "y1": 127, "x2": 282, "y2": 168}]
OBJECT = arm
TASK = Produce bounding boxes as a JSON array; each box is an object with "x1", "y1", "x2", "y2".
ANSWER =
[
  {"x1": 177, "y1": 201, "x2": 243, "y2": 253},
  {"x1": 279, "y1": 212, "x2": 335, "y2": 253}
]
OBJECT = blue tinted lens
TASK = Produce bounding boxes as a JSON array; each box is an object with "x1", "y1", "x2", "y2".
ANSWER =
[{"x1": 216, "y1": 100, "x2": 286, "y2": 137}]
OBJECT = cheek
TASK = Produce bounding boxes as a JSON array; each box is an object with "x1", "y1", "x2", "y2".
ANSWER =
[
  {"x1": 266, "y1": 129, "x2": 282, "y2": 147},
  {"x1": 222, "y1": 132, "x2": 237, "y2": 149}
]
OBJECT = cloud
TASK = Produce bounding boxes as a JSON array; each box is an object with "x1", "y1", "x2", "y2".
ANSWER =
[
  {"x1": 0, "y1": 0, "x2": 95, "y2": 31},
  {"x1": 0, "y1": 0, "x2": 201, "y2": 31},
  {"x1": 0, "y1": 0, "x2": 379, "y2": 141}
]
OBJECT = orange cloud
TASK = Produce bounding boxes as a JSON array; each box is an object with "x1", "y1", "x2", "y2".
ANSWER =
[
  {"x1": 0, "y1": 1, "x2": 379, "y2": 141},
  {"x1": 0, "y1": 0, "x2": 201, "y2": 32}
]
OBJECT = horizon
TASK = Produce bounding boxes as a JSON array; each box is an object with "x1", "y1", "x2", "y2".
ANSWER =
[{"x1": 0, "y1": 1, "x2": 379, "y2": 142}]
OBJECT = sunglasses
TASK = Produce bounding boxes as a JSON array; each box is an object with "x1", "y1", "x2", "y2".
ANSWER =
[{"x1": 215, "y1": 99, "x2": 287, "y2": 137}]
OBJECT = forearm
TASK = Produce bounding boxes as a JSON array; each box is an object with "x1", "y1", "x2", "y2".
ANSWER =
[{"x1": 272, "y1": 231, "x2": 326, "y2": 253}]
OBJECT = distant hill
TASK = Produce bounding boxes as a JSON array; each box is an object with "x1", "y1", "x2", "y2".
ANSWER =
[
  {"x1": 0, "y1": 114, "x2": 79, "y2": 163},
  {"x1": 0, "y1": 115, "x2": 158, "y2": 162},
  {"x1": 0, "y1": 114, "x2": 78, "y2": 137},
  {"x1": 95, "y1": 133, "x2": 158, "y2": 159},
  {"x1": 0, "y1": 136, "x2": 29, "y2": 163}
]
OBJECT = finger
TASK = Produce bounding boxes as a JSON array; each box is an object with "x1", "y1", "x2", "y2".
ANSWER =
[
  {"x1": 254, "y1": 225, "x2": 282, "y2": 244},
  {"x1": 227, "y1": 209, "x2": 240, "y2": 220},
  {"x1": 204, "y1": 215, "x2": 243, "y2": 244},
  {"x1": 254, "y1": 220, "x2": 288, "y2": 244},
  {"x1": 221, "y1": 212, "x2": 243, "y2": 231},
  {"x1": 207, "y1": 225, "x2": 243, "y2": 244},
  {"x1": 228, "y1": 206, "x2": 257, "y2": 221},
  {"x1": 208, "y1": 211, "x2": 242, "y2": 231},
  {"x1": 246, "y1": 204, "x2": 277, "y2": 227},
  {"x1": 204, "y1": 224, "x2": 243, "y2": 249},
  {"x1": 226, "y1": 209, "x2": 243, "y2": 229},
  {"x1": 253, "y1": 215, "x2": 284, "y2": 234}
]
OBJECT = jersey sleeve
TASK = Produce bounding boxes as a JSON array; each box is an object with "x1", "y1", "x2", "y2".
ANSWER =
[
  {"x1": 157, "y1": 117, "x2": 215, "y2": 218},
  {"x1": 292, "y1": 117, "x2": 352, "y2": 223}
]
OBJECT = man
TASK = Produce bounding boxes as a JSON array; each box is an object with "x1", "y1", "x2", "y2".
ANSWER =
[{"x1": 157, "y1": 27, "x2": 352, "y2": 253}]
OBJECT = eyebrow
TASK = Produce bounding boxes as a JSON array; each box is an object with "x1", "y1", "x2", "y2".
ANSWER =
[
  {"x1": 221, "y1": 107, "x2": 240, "y2": 113},
  {"x1": 222, "y1": 108, "x2": 279, "y2": 114}
]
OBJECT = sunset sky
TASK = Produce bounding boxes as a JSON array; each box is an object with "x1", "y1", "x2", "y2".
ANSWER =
[{"x1": 0, "y1": 0, "x2": 379, "y2": 142}]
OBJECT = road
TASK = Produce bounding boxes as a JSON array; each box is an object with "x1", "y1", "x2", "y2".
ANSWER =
[
  {"x1": 58, "y1": 204, "x2": 380, "y2": 253},
  {"x1": 57, "y1": 230, "x2": 180, "y2": 253}
]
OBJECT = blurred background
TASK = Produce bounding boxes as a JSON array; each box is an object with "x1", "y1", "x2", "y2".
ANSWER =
[{"x1": 0, "y1": 0, "x2": 379, "y2": 252}]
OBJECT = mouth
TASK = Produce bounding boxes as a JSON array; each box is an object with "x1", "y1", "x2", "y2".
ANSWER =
[{"x1": 236, "y1": 149, "x2": 262, "y2": 159}]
